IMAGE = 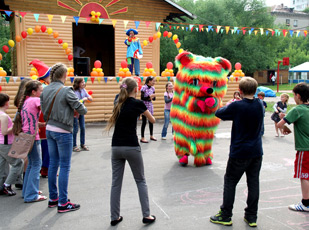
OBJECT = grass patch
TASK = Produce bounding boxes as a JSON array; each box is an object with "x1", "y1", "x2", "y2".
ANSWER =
[
  {"x1": 265, "y1": 102, "x2": 296, "y2": 113},
  {"x1": 263, "y1": 83, "x2": 297, "y2": 91}
]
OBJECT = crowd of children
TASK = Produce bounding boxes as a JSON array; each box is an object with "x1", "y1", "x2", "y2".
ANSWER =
[{"x1": 0, "y1": 70, "x2": 308, "y2": 227}]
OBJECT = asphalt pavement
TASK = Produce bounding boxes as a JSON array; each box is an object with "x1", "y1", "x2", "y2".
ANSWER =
[{"x1": 0, "y1": 113, "x2": 308, "y2": 230}]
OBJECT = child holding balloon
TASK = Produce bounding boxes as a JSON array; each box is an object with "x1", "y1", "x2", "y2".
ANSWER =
[{"x1": 72, "y1": 77, "x2": 92, "y2": 152}]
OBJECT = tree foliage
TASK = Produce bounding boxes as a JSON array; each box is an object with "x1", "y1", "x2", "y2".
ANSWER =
[
  {"x1": 160, "y1": 0, "x2": 309, "y2": 75},
  {"x1": 0, "y1": 16, "x2": 11, "y2": 74}
]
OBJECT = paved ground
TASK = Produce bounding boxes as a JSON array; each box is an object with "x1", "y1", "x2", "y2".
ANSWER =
[{"x1": 1, "y1": 113, "x2": 308, "y2": 230}]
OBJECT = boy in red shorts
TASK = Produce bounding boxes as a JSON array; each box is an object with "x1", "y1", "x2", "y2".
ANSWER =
[{"x1": 278, "y1": 82, "x2": 309, "y2": 211}]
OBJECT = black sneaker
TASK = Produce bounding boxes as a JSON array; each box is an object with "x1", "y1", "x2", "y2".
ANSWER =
[
  {"x1": 244, "y1": 217, "x2": 257, "y2": 227},
  {"x1": 58, "y1": 201, "x2": 80, "y2": 213},
  {"x1": 48, "y1": 199, "x2": 59, "y2": 208},
  {"x1": 210, "y1": 210, "x2": 232, "y2": 226},
  {"x1": 15, "y1": 184, "x2": 23, "y2": 190},
  {"x1": 2, "y1": 184, "x2": 16, "y2": 196}
]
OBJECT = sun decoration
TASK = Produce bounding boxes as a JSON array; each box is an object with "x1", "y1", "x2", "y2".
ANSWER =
[{"x1": 57, "y1": 0, "x2": 128, "y2": 19}]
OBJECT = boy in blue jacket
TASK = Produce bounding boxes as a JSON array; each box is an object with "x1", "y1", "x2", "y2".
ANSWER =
[{"x1": 210, "y1": 77, "x2": 264, "y2": 227}]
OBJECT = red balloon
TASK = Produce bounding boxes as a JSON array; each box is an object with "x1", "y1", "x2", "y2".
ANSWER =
[
  {"x1": 163, "y1": 31, "x2": 168, "y2": 37},
  {"x1": 235, "y1": 62, "x2": 242, "y2": 70},
  {"x1": 88, "y1": 90, "x2": 93, "y2": 95},
  {"x1": 21, "y1": 31, "x2": 27, "y2": 39},
  {"x1": 146, "y1": 62, "x2": 153, "y2": 69},
  {"x1": 68, "y1": 55, "x2": 73, "y2": 61},
  {"x1": 133, "y1": 77, "x2": 142, "y2": 90},
  {"x1": 2, "y1": 45, "x2": 9, "y2": 53},
  {"x1": 94, "y1": 60, "x2": 102, "y2": 68},
  {"x1": 58, "y1": 39, "x2": 63, "y2": 44},
  {"x1": 0, "y1": 85, "x2": 2, "y2": 92},
  {"x1": 121, "y1": 60, "x2": 127, "y2": 68},
  {"x1": 41, "y1": 25, "x2": 46, "y2": 33},
  {"x1": 149, "y1": 36, "x2": 153, "y2": 43},
  {"x1": 166, "y1": 62, "x2": 173, "y2": 69},
  {"x1": 174, "y1": 38, "x2": 179, "y2": 44}
]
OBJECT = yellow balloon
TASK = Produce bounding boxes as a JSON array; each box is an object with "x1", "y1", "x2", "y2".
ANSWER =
[
  {"x1": 8, "y1": 40, "x2": 15, "y2": 48},
  {"x1": 179, "y1": 48, "x2": 184, "y2": 54},
  {"x1": 47, "y1": 28, "x2": 53, "y2": 35},
  {"x1": 0, "y1": 67, "x2": 3, "y2": 70},
  {"x1": 157, "y1": 32, "x2": 161, "y2": 38},
  {"x1": 91, "y1": 11, "x2": 95, "y2": 16},
  {"x1": 172, "y1": 34, "x2": 178, "y2": 40},
  {"x1": 31, "y1": 75, "x2": 38, "y2": 80},
  {"x1": 143, "y1": 40, "x2": 148, "y2": 46},
  {"x1": 27, "y1": 28, "x2": 33, "y2": 35},
  {"x1": 62, "y1": 42, "x2": 68, "y2": 49},
  {"x1": 176, "y1": 42, "x2": 181, "y2": 49}
]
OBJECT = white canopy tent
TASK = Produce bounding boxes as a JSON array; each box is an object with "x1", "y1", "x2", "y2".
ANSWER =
[{"x1": 289, "y1": 62, "x2": 309, "y2": 83}]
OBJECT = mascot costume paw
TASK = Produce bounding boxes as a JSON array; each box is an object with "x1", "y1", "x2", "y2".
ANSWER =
[{"x1": 170, "y1": 51, "x2": 231, "y2": 167}]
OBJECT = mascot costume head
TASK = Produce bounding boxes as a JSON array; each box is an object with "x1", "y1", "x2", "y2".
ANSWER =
[{"x1": 170, "y1": 51, "x2": 231, "y2": 167}]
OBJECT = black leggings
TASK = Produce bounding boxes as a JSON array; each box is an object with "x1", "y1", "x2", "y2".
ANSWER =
[{"x1": 141, "y1": 115, "x2": 153, "y2": 138}]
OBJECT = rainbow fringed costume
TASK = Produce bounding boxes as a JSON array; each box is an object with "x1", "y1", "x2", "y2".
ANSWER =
[{"x1": 170, "y1": 51, "x2": 231, "y2": 167}]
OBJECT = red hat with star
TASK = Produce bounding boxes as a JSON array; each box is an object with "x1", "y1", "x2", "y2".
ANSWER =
[{"x1": 29, "y1": 59, "x2": 51, "y2": 79}]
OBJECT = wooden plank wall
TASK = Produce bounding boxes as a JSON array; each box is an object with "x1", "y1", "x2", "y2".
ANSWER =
[
  {"x1": 1, "y1": 78, "x2": 239, "y2": 122},
  {"x1": 14, "y1": 14, "x2": 160, "y2": 77}
]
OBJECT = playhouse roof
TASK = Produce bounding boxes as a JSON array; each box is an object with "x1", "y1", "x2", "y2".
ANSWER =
[{"x1": 289, "y1": 62, "x2": 309, "y2": 72}]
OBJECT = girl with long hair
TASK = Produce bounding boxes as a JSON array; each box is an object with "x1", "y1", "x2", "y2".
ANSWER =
[
  {"x1": 161, "y1": 82, "x2": 174, "y2": 140},
  {"x1": 106, "y1": 77, "x2": 156, "y2": 226},
  {"x1": 13, "y1": 80, "x2": 46, "y2": 202}
]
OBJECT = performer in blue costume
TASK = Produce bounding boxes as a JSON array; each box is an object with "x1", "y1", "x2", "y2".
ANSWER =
[{"x1": 124, "y1": 28, "x2": 143, "y2": 76}]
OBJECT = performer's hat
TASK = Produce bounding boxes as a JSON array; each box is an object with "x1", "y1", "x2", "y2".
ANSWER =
[
  {"x1": 126, "y1": 28, "x2": 138, "y2": 36},
  {"x1": 29, "y1": 59, "x2": 51, "y2": 79}
]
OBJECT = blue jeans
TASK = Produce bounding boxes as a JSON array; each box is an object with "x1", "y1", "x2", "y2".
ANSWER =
[
  {"x1": 46, "y1": 130, "x2": 73, "y2": 205},
  {"x1": 23, "y1": 141, "x2": 42, "y2": 202},
  {"x1": 41, "y1": 139, "x2": 50, "y2": 168},
  {"x1": 128, "y1": 58, "x2": 140, "y2": 76},
  {"x1": 161, "y1": 109, "x2": 173, "y2": 138},
  {"x1": 73, "y1": 115, "x2": 85, "y2": 147}
]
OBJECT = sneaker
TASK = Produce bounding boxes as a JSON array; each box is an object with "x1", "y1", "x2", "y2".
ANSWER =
[
  {"x1": 161, "y1": 137, "x2": 167, "y2": 140},
  {"x1": 289, "y1": 202, "x2": 309, "y2": 212},
  {"x1": 244, "y1": 217, "x2": 257, "y2": 227},
  {"x1": 58, "y1": 201, "x2": 80, "y2": 213},
  {"x1": 210, "y1": 210, "x2": 232, "y2": 226},
  {"x1": 48, "y1": 198, "x2": 59, "y2": 208},
  {"x1": 2, "y1": 184, "x2": 16, "y2": 196}
]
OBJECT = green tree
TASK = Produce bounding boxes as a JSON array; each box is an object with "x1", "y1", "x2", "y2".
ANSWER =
[
  {"x1": 161, "y1": 0, "x2": 279, "y2": 75},
  {"x1": 0, "y1": 16, "x2": 11, "y2": 74},
  {"x1": 303, "y1": 7, "x2": 309, "y2": 13}
]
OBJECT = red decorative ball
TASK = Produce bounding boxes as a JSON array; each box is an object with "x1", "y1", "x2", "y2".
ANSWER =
[
  {"x1": 94, "y1": 60, "x2": 102, "y2": 68},
  {"x1": 68, "y1": 55, "x2": 73, "y2": 61},
  {"x1": 58, "y1": 39, "x2": 63, "y2": 44},
  {"x1": 41, "y1": 25, "x2": 47, "y2": 33},
  {"x1": 21, "y1": 31, "x2": 27, "y2": 39},
  {"x1": 121, "y1": 60, "x2": 127, "y2": 68},
  {"x1": 146, "y1": 62, "x2": 153, "y2": 69},
  {"x1": 166, "y1": 62, "x2": 173, "y2": 69},
  {"x1": 163, "y1": 31, "x2": 168, "y2": 37}
]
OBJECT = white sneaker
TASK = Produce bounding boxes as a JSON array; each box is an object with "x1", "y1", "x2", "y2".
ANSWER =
[
  {"x1": 288, "y1": 202, "x2": 309, "y2": 212},
  {"x1": 161, "y1": 137, "x2": 167, "y2": 140}
]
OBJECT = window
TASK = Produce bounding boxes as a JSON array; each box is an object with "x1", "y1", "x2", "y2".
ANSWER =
[
  {"x1": 294, "y1": 20, "x2": 298, "y2": 27},
  {"x1": 286, "y1": 19, "x2": 290, "y2": 26}
]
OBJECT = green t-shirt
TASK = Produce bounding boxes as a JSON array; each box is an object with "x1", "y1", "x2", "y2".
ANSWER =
[{"x1": 284, "y1": 104, "x2": 309, "y2": 151}]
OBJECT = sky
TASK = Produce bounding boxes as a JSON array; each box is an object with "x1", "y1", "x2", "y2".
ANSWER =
[{"x1": 265, "y1": 0, "x2": 291, "y2": 7}]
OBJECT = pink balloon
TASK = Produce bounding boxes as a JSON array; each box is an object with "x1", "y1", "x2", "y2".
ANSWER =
[
  {"x1": 121, "y1": 60, "x2": 127, "y2": 68},
  {"x1": 166, "y1": 62, "x2": 173, "y2": 69},
  {"x1": 94, "y1": 60, "x2": 102, "y2": 68},
  {"x1": 235, "y1": 62, "x2": 241, "y2": 70},
  {"x1": 146, "y1": 62, "x2": 153, "y2": 69}
]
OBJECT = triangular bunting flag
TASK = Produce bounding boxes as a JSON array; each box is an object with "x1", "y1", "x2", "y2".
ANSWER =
[
  {"x1": 260, "y1": 28, "x2": 264, "y2": 35},
  {"x1": 156, "y1": 76, "x2": 160, "y2": 82},
  {"x1": 242, "y1": 30, "x2": 246, "y2": 35},
  {"x1": 206, "y1": 28, "x2": 209, "y2": 32},
  {"x1": 189, "y1": 25, "x2": 194, "y2": 31},
  {"x1": 84, "y1": 77, "x2": 88, "y2": 83},
  {"x1": 169, "y1": 26, "x2": 172, "y2": 30},
  {"x1": 5, "y1": 77, "x2": 10, "y2": 84},
  {"x1": 123, "y1": 20, "x2": 129, "y2": 29},
  {"x1": 0, "y1": 77, "x2": 2, "y2": 83},
  {"x1": 97, "y1": 77, "x2": 102, "y2": 83},
  {"x1": 12, "y1": 77, "x2": 18, "y2": 83},
  {"x1": 70, "y1": 77, "x2": 74, "y2": 83},
  {"x1": 297, "y1": 30, "x2": 300, "y2": 37},
  {"x1": 34, "y1": 14, "x2": 40, "y2": 22},
  {"x1": 254, "y1": 30, "x2": 258, "y2": 35},
  {"x1": 116, "y1": 77, "x2": 120, "y2": 83},
  {"x1": 176, "y1": 26, "x2": 179, "y2": 29},
  {"x1": 99, "y1": 18, "x2": 104, "y2": 24},
  {"x1": 282, "y1": 29, "x2": 286, "y2": 36},
  {"x1": 304, "y1": 31, "x2": 308, "y2": 37},
  {"x1": 186, "y1": 27, "x2": 188, "y2": 31},
  {"x1": 86, "y1": 17, "x2": 91, "y2": 22},
  {"x1": 271, "y1": 31, "x2": 275, "y2": 36},
  {"x1": 237, "y1": 30, "x2": 240, "y2": 34},
  {"x1": 145, "y1": 21, "x2": 151, "y2": 27},
  {"x1": 108, "y1": 77, "x2": 113, "y2": 81},
  {"x1": 208, "y1": 25, "x2": 213, "y2": 32},
  {"x1": 47, "y1": 15, "x2": 54, "y2": 23},
  {"x1": 73, "y1": 16, "x2": 79, "y2": 26},
  {"x1": 225, "y1": 26, "x2": 230, "y2": 34},
  {"x1": 4, "y1": 11, "x2": 12, "y2": 17},
  {"x1": 172, "y1": 77, "x2": 176, "y2": 82},
  {"x1": 231, "y1": 29, "x2": 234, "y2": 34},
  {"x1": 266, "y1": 30, "x2": 269, "y2": 36},
  {"x1": 275, "y1": 29, "x2": 279, "y2": 35},
  {"x1": 278, "y1": 32, "x2": 281, "y2": 36},
  {"x1": 155, "y1": 23, "x2": 161, "y2": 31},
  {"x1": 250, "y1": 28, "x2": 254, "y2": 35},
  {"x1": 195, "y1": 28, "x2": 198, "y2": 32},
  {"x1": 289, "y1": 30, "x2": 293, "y2": 37},
  {"x1": 19, "y1": 12, "x2": 27, "y2": 17},
  {"x1": 112, "y1": 20, "x2": 117, "y2": 28},
  {"x1": 220, "y1": 28, "x2": 224, "y2": 33},
  {"x1": 234, "y1": 27, "x2": 238, "y2": 32},
  {"x1": 198, "y1": 25, "x2": 203, "y2": 32},
  {"x1": 140, "y1": 76, "x2": 144, "y2": 82},
  {"x1": 91, "y1": 77, "x2": 95, "y2": 83},
  {"x1": 167, "y1": 76, "x2": 170, "y2": 81},
  {"x1": 135, "y1": 21, "x2": 140, "y2": 29},
  {"x1": 20, "y1": 77, "x2": 24, "y2": 81},
  {"x1": 182, "y1": 26, "x2": 184, "y2": 30},
  {"x1": 217, "y1": 26, "x2": 221, "y2": 33},
  {"x1": 61, "y1": 16, "x2": 67, "y2": 23},
  {"x1": 104, "y1": 77, "x2": 108, "y2": 83}
]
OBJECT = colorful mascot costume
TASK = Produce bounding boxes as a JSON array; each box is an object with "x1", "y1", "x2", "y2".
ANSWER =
[{"x1": 170, "y1": 51, "x2": 231, "y2": 167}]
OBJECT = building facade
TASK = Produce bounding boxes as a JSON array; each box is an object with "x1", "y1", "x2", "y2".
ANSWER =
[{"x1": 291, "y1": 0, "x2": 309, "y2": 11}]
